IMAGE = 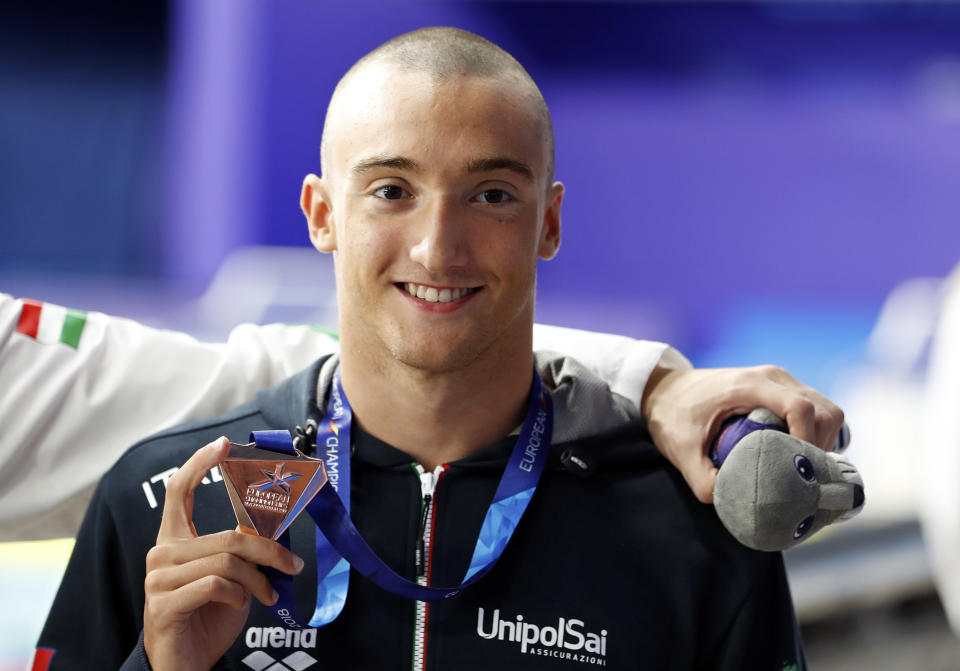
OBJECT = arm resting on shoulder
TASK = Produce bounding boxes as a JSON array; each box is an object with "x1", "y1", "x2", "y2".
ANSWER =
[
  {"x1": 534, "y1": 322, "x2": 845, "y2": 503},
  {"x1": 0, "y1": 293, "x2": 338, "y2": 540}
]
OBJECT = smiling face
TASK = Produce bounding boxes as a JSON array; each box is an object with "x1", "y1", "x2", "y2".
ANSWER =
[{"x1": 303, "y1": 63, "x2": 563, "y2": 375}]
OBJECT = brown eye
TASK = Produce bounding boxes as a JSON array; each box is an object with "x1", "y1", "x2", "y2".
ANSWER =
[
  {"x1": 476, "y1": 189, "x2": 510, "y2": 204},
  {"x1": 375, "y1": 185, "x2": 409, "y2": 200}
]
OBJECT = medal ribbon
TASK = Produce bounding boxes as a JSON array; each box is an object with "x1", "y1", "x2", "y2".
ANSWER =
[{"x1": 258, "y1": 365, "x2": 552, "y2": 629}]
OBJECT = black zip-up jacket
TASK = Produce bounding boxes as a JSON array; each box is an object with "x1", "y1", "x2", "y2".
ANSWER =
[{"x1": 37, "y1": 357, "x2": 805, "y2": 670}]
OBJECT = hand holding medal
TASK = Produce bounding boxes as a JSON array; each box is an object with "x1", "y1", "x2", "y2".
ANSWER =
[{"x1": 142, "y1": 438, "x2": 305, "y2": 671}]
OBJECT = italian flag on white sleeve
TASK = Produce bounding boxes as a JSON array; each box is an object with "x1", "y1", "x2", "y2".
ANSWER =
[{"x1": 16, "y1": 298, "x2": 88, "y2": 349}]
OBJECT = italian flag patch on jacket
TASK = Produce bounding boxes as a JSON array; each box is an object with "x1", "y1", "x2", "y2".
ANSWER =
[{"x1": 17, "y1": 299, "x2": 88, "y2": 349}]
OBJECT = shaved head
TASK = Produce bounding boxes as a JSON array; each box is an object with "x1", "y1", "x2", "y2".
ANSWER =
[
  {"x1": 301, "y1": 24, "x2": 565, "y2": 396},
  {"x1": 320, "y1": 27, "x2": 555, "y2": 185}
]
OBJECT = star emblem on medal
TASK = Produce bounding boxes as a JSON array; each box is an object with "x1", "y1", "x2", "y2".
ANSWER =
[{"x1": 251, "y1": 463, "x2": 303, "y2": 493}]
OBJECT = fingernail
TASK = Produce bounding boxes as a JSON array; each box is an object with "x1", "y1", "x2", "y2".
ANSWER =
[
  {"x1": 270, "y1": 590, "x2": 279, "y2": 605},
  {"x1": 292, "y1": 554, "x2": 304, "y2": 573}
]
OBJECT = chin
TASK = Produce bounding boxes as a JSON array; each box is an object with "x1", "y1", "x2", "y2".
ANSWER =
[
  {"x1": 388, "y1": 342, "x2": 481, "y2": 374},
  {"x1": 384, "y1": 326, "x2": 491, "y2": 374}
]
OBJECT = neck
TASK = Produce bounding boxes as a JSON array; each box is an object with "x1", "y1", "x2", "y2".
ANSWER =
[{"x1": 337, "y1": 338, "x2": 534, "y2": 471}]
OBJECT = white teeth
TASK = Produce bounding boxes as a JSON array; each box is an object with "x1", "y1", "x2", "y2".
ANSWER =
[{"x1": 403, "y1": 284, "x2": 474, "y2": 303}]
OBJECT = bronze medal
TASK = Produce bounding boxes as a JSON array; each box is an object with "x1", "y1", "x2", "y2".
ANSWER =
[{"x1": 220, "y1": 443, "x2": 327, "y2": 540}]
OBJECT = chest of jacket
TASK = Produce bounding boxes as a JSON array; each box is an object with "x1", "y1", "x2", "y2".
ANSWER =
[{"x1": 204, "y1": 451, "x2": 733, "y2": 671}]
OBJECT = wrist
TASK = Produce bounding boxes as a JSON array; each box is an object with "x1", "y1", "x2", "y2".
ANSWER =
[{"x1": 641, "y1": 365, "x2": 676, "y2": 421}]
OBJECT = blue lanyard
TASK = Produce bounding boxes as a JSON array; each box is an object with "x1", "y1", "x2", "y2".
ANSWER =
[{"x1": 257, "y1": 365, "x2": 553, "y2": 629}]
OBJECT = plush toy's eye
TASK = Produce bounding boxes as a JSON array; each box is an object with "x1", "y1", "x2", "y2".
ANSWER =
[
  {"x1": 794, "y1": 455, "x2": 816, "y2": 482},
  {"x1": 794, "y1": 515, "x2": 814, "y2": 539}
]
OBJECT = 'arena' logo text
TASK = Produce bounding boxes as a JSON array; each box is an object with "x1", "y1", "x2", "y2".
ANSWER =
[{"x1": 245, "y1": 626, "x2": 317, "y2": 649}]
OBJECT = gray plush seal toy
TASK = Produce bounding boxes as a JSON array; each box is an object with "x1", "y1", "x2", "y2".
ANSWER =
[{"x1": 711, "y1": 408, "x2": 865, "y2": 551}]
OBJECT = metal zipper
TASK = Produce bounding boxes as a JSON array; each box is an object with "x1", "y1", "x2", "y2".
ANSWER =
[{"x1": 411, "y1": 463, "x2": 446, "y2": 671}]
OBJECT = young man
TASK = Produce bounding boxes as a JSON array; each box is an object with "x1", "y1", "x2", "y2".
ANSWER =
[{"x1": 38, "y1": 28, "x2": 812, "y2": 670}]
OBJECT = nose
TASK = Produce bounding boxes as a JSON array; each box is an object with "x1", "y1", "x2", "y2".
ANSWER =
[
  {"x1": 409, "y1": 197, "x2": 468, "y2": 272},
  {"x1": 819, "y1": 481, "x2": 865, "y2": 512}
]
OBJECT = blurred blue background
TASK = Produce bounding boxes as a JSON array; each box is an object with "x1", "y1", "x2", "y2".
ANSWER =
[
  {"x1": 3, "y1": 0, "x2": 958, "y2": 384},
  {"x1": 2, "y1": 1, "x2": 960, "y2": 669}
]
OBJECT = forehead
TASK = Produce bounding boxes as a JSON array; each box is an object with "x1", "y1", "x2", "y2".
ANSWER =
[{"x1": 324, "y1": 64, "x2": 548, "y2": 183}]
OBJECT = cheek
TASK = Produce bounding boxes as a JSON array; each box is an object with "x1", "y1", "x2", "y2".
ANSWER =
[
  {"x1": 339, "y1": 217, "x2": 400, "y2": 268},
  {"x1": 480, "y1": 207, "x2": 544, "y2": 258}
]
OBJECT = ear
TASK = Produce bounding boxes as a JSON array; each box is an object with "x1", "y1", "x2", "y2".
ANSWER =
[
  {"x1": 301, "y1": 174, "x2": 336, "y2": 252},
  {"x1": 538, "y1": 181, "x2": 563, "y2": 260}
]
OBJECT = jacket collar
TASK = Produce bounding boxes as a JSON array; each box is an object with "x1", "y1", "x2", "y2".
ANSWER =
[{"x1": 251, "y1": 352, "x2": 660, "y2": 473}]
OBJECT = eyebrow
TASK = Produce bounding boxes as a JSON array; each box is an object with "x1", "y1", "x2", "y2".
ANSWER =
[
  {"x1": 466, "y1": 157, "x2": 534, "y2": 181},
  {"x1": 351, "y1": 155, "x2": 422, "y2": 175},
  {"x1": 349, "y1": 154, "x2": 535, "y2": 182}
]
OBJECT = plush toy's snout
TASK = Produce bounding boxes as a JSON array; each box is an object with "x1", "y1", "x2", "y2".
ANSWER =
[{"x1": 711, "y1": 409, "x2": 865, "y2": 552}]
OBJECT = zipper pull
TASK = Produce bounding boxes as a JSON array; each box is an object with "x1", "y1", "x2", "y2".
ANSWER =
[
  {"x1": 416, "y1": 494, "x2": 431, "y2": 577},
  {"x1": 419, "y1": 469, "x2": 435, "y2": 498},
  {"x1": 413, "y1": 464, "x2": 444, "y2": 578}
]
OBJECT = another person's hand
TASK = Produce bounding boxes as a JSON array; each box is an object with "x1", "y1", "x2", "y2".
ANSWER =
[
  {"x1": 641, "y1": 365, "x2": 845, "y2": 504},
  {"x1": 143, "y1": 438, "x2": 304, "y2": 671}
]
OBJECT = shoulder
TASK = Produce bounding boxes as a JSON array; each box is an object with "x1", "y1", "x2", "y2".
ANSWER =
[
  {"x1": 113, "y1": 400, "x2": 261, "y2": 475},
  {"x1": 91, "y1": 400, "x2": 265, "y2": 530},
  {"x1": 104, "y1": 355, "x2": 328, "y2": 482},
  {"x1": 95, "y1": 357, "x2": 326, "y2": 514}
]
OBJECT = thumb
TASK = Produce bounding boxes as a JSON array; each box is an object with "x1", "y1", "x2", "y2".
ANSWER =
[{"x1": 683, "y1": 457, "x2": 718, "y2": 505}]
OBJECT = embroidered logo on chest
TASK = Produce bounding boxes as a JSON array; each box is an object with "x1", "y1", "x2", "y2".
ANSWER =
[{"x1": 476, "y1": 607, "x2": 608, "y2": 666}]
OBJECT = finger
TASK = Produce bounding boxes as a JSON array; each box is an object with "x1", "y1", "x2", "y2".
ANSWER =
[
  {"x1": 813, "y1": 397, "x2": 845, "y2": 452},
  {"x1": 158, "y1": 438, "x2": 230, "y2": 542},
  {"x1": 155, "y1": 574, "x2": 252, "y2": 617},
  {"x1": 746, "y1": 386, "x2": 816, "y2": 446},
  {"x1": 148, "y1": 529, "x2": 304, "y2": 577},
  {"x1": 817, "y1": 416, "x2": 841, "y2": 453},
  {"x1": 146, "y1": 553, "x2": 278, "y2": 607},
  {"x1": 750, "y1": 366, "x2": 847, "y2": 451},
  {"x1": 681, "y1": 456, "x2": 718, "y2": 505}
]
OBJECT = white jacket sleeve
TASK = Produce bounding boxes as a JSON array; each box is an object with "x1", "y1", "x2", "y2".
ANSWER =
[
  {"x1": 532, "y1": 323, "x2": 692, "y2": 412},
  {"x1": 0, "y1": 294, "x2": 689, "y2": 540},
  {"x1": 0, "y1": 293, "x2": 339, "y2": 540}
]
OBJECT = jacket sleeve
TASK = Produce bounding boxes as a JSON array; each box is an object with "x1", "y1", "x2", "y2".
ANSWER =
[
  {"x1": 119, "y1": 634, "x2": 154, "y2": 671},
  {"x1": 707, "y1": 553, "x2": 806, "y2": 671},
  {"x1": 0, "y1": 293, "x2": 339, "y2": 541},
  {"x1": 35, "y1": 468, "x2": 156, "y2": 669},
  {"x1": 532, "y1": 322, "x2": 692, "y2": 416}
]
